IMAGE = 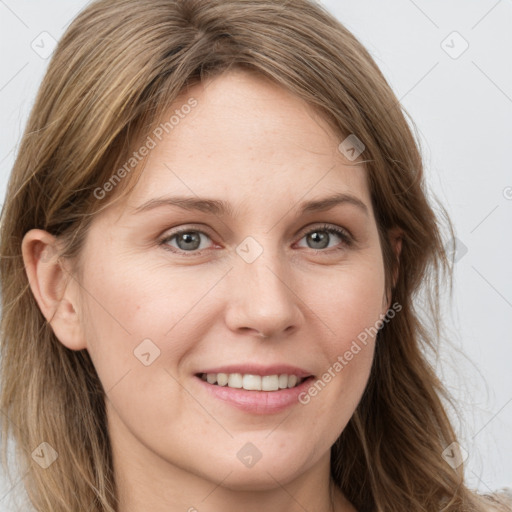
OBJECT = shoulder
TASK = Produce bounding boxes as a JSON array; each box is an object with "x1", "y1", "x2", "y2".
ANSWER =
[{"x1": 483, "y1": 488, "x2": 512, "y2": 511}]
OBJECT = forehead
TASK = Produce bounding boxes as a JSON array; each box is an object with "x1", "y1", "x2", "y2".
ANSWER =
[{"x1": 119, "y1": 69, "x2": 371, "y2": 219}]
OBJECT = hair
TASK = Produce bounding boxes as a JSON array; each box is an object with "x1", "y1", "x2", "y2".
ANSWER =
[{"x1": 0, "y1": 0, "x2": 510, "y2": 511}]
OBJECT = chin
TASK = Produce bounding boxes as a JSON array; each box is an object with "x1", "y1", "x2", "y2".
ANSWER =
[{"x1": 208, "y1": 468, "x2": 297, "y2": 492}]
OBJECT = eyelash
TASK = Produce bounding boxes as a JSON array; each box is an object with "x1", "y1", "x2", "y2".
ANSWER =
[{"x1": 158, "y1": 223, "x2": 353, "y2": 257}]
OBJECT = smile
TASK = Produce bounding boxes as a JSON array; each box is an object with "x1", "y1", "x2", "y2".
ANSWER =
[{"x1": 199, "y1": 372, "x2": 306, "y2": 391}]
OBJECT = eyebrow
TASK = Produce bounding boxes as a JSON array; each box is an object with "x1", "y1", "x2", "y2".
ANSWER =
[{"x1": 132, "y1": 192, "x2": 369, "y2": 217}]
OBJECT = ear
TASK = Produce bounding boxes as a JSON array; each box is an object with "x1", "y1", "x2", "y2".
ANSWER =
[
  {"x1": 383, "y1": 226, "x2": 403, "y2": 312},
  {"x1": 389, "y1": 226, "x2": 403, "y2": 290},
  {"x1": 21, "y1": 229, "x2": 86, "y2": 350}
]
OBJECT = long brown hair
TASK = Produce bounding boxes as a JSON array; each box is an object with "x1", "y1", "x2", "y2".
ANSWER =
[{"x1": 1, "y1": 0, "x2": 510, "y2": 510}]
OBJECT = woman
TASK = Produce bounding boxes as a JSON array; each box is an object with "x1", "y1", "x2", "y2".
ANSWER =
[{"x1": 0, "y1": 0, "x2": 510, "y2": 511}]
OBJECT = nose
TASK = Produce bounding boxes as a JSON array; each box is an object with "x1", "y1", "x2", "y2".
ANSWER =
[{"x1": 224, "y1": 243, "x2": 304, "y2": 340}]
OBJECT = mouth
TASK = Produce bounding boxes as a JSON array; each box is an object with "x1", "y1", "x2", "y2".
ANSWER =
[
  {"x1": 195, "y1": 372, "x2": 313, "y2": 391},
  {"x1": 193, "y1": 364, "x2": 316, "y2": 414}
]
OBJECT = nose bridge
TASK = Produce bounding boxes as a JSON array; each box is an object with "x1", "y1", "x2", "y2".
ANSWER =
[{"x1": 225, "y1": 233, "x2": 302, "y2": 337}]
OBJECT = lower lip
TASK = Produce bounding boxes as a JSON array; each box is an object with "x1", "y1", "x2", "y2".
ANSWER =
[{"x1": 195, "y1": 375, "x2": 315, "y2": 415}]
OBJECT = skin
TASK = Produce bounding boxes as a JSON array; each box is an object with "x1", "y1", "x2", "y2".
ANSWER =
[{"x1": 23, "y1": 69, "x2": 401, "y2": 512}]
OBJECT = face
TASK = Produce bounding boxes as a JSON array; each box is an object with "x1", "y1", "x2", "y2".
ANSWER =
[{"x1": 57, "y1": 70, "x2": 392, "y2": 495}]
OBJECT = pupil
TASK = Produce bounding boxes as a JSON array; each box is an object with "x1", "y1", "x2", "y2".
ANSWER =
[
  {"x1": 309, "y1": 231, "x2": 328, "y2": 249},
  {"x1": 179, "y1": 232, "x2": 200, "y2": 250}
]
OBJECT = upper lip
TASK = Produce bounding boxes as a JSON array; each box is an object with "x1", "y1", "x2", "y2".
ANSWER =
[{"x1": 196, "y1": 364, "x2": 314, "y2": 379}]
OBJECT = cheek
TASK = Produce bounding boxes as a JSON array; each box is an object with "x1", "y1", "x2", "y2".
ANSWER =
[
  {"x1": 78, "y1": 259, "x2": 208, "y2": 443},
  {"x1": 78, "y1": 255, "x2": 225, "y2": 381},
  {"x1": 302, "y1": 254, "x2": 385, "y2": 407},
  {"x1": 310, "y1": 253, "x2": 386, "y2": 344}
]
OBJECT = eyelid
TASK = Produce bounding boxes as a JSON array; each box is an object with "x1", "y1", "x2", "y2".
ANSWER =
[
  {"x1": 158, "y1": 224, "x2": 216, "y2": 251},
  {"x1": 298, "y1": 223, "x2": 353, "y2": 242}
]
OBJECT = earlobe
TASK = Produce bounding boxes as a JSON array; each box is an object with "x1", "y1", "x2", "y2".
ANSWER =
[{"x1": 21, "y1": 229, "x2": 86, "y2": 351}]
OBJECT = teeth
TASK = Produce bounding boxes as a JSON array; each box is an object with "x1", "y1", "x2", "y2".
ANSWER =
[
  {"x1": 228, "y1": 373, "x2": 243, "y2": 388},
  {"x1": 201, "y1": 373, "x2": 305, "y2": 391},
  {"x1": 217, "y1": 373, "x2": 228, "y2": 386},
  {"x1": 261, "y1": 375, "x2": 278, "y2": 391},
  {"x1": 243, "y1": 374, "x2": 261, "y2": 391}
]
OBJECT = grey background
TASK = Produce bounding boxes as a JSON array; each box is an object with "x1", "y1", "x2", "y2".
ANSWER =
[{"x1": 0, "y1": 0, "x2": 511, "y2": 508}]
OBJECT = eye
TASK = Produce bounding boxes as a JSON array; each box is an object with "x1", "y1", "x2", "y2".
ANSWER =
[
  {"x1": 159, "y1": 223, "x2": 353, "y2": 257},
  {"x1": 296, "y1": 224, "x2": 353, "y2": 251},
  {"x1": 159, "y1": 227, "x2": 214, "y2": 255}
]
